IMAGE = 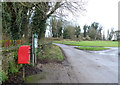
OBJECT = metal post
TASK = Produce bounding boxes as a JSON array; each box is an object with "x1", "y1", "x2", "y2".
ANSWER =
[
  {"x1": 35, "y1": 52, "x2": 36, "y2": 64},
  {"x1": 32, "y1": 34, "x2": 34, "y2": 66},
  {"x1": 32, "y1": 53, "x2": 34, "y2": 66},
  {"x1": 23, "y1": 65, "x2": 25, "y2": 80}
]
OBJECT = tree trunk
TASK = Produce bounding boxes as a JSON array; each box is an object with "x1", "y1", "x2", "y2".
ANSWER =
[
  {"x1": 77, "y1": 35, "x2": 79, "y2": 38},
  {"x1": 38, "y1": 20, "x2": 46, "y2": 40}
]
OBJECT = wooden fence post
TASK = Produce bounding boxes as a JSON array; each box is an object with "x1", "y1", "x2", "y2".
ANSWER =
[
  {"x1": 5, "y1": 40, "x2": 7, "y2": 47},
  {"x1": 15, "y1": 40, "x2": 16, "y2": 46},
  {"x1": 13, "y1": 40, "x2": 14, "y2": 46},
  {"x1": 7, "y1": 40, "x2": 9, "y2": 47},
  {"x1": 2, "y1": 40, "x2": 3, "y2": 47}
]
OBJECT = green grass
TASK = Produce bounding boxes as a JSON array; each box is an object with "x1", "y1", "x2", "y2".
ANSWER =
[
  {"x1": 76, "y1": 46, "x2": 109, "y2": 51},
  {"x1": 39, "y1": 44, "x2": 63, "y2": 62},
  {"x1": 54, "y1": 41, "x2": 119, "y2": 47}
]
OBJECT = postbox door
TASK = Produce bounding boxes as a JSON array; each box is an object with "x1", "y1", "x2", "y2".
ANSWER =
[{"x1": 18, "y1": 45, "x2": 30, "y2": 64}]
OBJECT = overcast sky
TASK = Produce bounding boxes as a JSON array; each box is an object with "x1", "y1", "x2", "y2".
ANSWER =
[
  {"x1": 74, "y1": 0, "x2": 119, "y2": 37},
  {"x1": 45, "y1": 0, "x2": 119, "y2": 37}
]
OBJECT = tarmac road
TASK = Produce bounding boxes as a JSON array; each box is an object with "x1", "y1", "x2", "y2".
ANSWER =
[{"x1": 54, "y1": 43, "x2": 118, "y2": 83}]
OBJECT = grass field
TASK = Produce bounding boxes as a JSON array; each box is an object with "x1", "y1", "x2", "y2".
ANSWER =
[
  {"x1": 76, "y1": 46, "x2": 109, "y2": 51},
  {"x1": 54, "y1": 41, "x2": 119, "y2": 47}
]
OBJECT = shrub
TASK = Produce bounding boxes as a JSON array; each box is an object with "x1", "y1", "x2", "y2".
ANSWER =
[
  {"x1": 85, "y1": 35, "x2": 91, "y2": 41},
  {"x1": 0, "y1": 71, "x2": 8, "y2": 83},
  {"x1": 13, "y1": 50, "x2": 18, "y2": 64},
  {"x1": 8, "y1": 62, "x2": 18, "y2": 75}
]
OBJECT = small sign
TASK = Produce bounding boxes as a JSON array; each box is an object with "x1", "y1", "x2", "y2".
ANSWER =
[
  {"x1": 32, "y1": 33, "x2": 38, "y2": 66},
  {"x1": 35, "y1": 38, "x2": 38, "y2": 48}
]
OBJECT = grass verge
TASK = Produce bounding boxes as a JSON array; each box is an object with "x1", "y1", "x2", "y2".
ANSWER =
[
  {"x1": 76, "y1": 46, "x2": 109, "y2": 51},
  {"x1": 39, "y1": 44, "x2": 63, "y2": 63},
  {"x1": 54, "y1": 41, "x2": 119, "y2": 47}
]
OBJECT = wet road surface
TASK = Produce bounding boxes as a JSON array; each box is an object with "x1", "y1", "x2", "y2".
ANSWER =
[{"x1": 54, "y1": 43, "x2": 118, "y2": 83}]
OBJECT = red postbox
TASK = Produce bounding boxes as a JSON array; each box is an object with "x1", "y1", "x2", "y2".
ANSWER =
[{"x1": 18, "y1": 45, "x2": 30, "y2": 64}]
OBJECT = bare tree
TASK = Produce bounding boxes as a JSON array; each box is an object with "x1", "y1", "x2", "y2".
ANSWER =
[{"x1": 3, "y1": 1, "x2": 86, "y2": 40}]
